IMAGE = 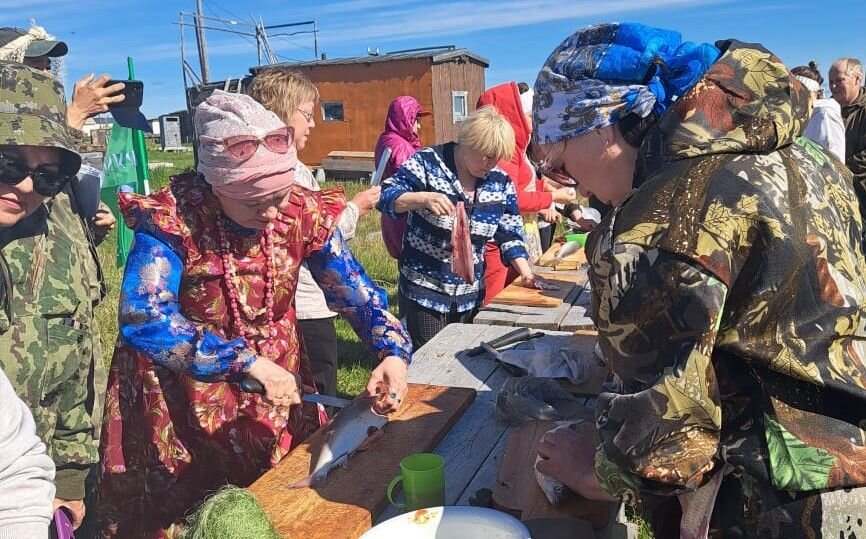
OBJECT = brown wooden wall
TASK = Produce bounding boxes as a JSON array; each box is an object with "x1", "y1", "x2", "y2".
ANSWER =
[
  {"x1": 431, "y1": 60, "x2": 486, "y2": 143},
  {"x1": 291, "y1": 59, "x2": 436, "y2": 166}
]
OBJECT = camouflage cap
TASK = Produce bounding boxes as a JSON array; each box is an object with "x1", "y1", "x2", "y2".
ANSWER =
[{"x1": 0, "y1": 60, "x2": 80, "y2": 169}]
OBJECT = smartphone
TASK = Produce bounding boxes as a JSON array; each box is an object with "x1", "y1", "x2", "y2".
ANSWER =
[{"x1": 105, "y1": 79, "x2": 143, "y2": 109}]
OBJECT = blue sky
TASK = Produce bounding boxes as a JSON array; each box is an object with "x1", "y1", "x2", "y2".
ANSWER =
[{"x1": 6, "y1": 0, "x2": 866, "y2": 118}]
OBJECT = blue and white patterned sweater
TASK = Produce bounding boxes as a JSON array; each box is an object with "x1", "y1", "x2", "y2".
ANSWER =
[{"x1": 378, "y1": 143, "x2": 528, "y2": 314}]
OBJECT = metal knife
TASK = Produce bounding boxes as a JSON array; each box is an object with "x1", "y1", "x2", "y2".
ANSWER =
[
  {"x1": 465, "y1": 327, "x2": 544, "y2": 356},
  {"x1": 238, "y1": 377, "x2": 352, "y2": 408}
]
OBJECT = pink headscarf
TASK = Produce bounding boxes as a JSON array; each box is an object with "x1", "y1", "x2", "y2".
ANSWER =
[{"x1": 195, "y1": 90, "x2": 297, "y2": 199}]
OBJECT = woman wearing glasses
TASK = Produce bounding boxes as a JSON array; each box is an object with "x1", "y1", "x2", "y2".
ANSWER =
[
  {"x1": 96, "y1": 91, "x2": 411, "y2": 538},
  {"x1": 248, "y1": 69, "x2": 383, "y2": 399},
  {"x1": 531, "y1": 24, "x2": 866, "y2": 536},
  {"x1": 0, "y1": 61, "x2": 81, "y2": 539}
]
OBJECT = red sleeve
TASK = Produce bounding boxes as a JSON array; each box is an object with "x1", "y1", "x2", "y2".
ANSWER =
[
  {"x1": 515, "y1": 189, "x2": 553, "y2": 213},
  {"x1": 499, "y1": 157, "x2": 553, "y2": 213}
]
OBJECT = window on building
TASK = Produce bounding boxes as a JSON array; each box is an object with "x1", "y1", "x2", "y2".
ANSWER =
[
  {"x1": 322, "y1": 101, "x2": 344, "y2": 121},
  {"x1": 452, "y1": 91, "x2": 468, "y2": 123}
]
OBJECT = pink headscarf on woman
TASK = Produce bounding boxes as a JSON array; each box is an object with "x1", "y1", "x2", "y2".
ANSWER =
[{"x1": 195, "y1": 90, "x2": 297, "y2": 199}]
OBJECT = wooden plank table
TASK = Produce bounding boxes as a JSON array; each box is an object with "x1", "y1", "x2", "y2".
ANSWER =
[
  {"x1": 474, "y1": 265, "x2": 595, "y2": 331},
  {"x1": 376, "y1": 323, "x2": 632, "y2": 538}
]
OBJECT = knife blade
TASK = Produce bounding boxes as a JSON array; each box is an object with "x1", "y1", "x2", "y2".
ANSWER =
[
  {"x1": 302, "y1": 393, "x2": 353, "y2": 408},
  {"x1": 238, "y1": 377, "x2": 352, "y2": 408}
]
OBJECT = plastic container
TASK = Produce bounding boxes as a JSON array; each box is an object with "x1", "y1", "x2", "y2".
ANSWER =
[{"x1": 361, "y1": 506, "x2": 531, "y2": 539}]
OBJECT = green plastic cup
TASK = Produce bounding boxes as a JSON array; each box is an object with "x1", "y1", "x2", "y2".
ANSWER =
[
  {"x1": 564, "y1": 232, "x2": 588, "y2": 247},
  {"x1": 386, "y1": 453, "x2": 445, "y2": 510}
]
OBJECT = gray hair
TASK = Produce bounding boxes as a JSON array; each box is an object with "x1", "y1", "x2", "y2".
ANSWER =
[{"x1": 832, "y1": 58, "x2": 864, "y2": 81}]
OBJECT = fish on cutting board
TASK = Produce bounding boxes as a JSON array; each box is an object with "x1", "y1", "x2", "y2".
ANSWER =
[
  {"x1": 291, "y1": 396, "x2": 388, "y2": 488},
  {"x1": 534, "y1": 420, "x2": 585, "y2": 505}
]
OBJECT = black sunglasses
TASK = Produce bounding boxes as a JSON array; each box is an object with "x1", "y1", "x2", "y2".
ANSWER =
[{"x1": 0, "y1": 152, "x2": 77, "y2": 197}]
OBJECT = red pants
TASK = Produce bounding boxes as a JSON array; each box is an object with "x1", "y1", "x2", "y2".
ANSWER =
[{"x1": 483, "y1": 242, "x2": 518, "y2": 305}]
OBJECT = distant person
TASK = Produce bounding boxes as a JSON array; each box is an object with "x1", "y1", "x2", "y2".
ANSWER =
[
  {"x1": 248, "y1": 68, "x2": 381, "y2": 397},
  {"x1": 792, "y1": 62, "x2": 845, "y2": 161},
  {"x1": 375, "y1": 96, "x2": 430, "y2": 260},
  {"x1": 477, "y1": 82, "x2": 575, "y2": 304},
  {"x1": 0, "y1": 25, "x2": 127, "y2": 131},
  {"x1": 378, "y1": 106, "x2": 554, "y2": 348},
  {"x1": 829, "y1": 58, "x2": 866, "y2": 185}
]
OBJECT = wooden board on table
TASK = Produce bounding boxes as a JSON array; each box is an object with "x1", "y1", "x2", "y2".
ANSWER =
[
  {"x1": 492, "y1": 420, "x2": 614, "y2": 529},
  {"x1": 249, "y1": 383, "x2": 475, "y2": 539},
  {"x1": 492, "y1": 271, "x2": 585, "y2": 308},
  {"x1": 537, "y1": 242, "x2": 587, "y2": 270}
]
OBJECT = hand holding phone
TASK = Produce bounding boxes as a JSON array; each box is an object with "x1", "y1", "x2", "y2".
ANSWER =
[
  {"x1": 67, "y1": 74, "x2": 127, "y2": 130},
  {"x1": 106, "y1": 79, "x2": 143, "y2": 109}
]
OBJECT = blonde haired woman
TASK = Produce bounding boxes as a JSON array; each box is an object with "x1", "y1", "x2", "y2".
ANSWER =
[
  {"x1": 379, "y1": 105, "x2": 552, "y2": 347},
  {"x1": 248, "y1": 68, "x2": 382, "y2": 397}
]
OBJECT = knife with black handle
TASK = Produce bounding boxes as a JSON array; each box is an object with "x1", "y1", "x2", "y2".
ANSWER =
[{"x1": 465, "y1": 327, "x2": 544, "y2": 356}]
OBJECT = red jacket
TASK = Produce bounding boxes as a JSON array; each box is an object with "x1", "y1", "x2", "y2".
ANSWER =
[{"x1": 477, "y1": 82, "x2": 552, "y2": 213}]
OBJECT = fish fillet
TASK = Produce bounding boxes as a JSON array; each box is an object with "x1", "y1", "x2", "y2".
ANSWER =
[
  {"x1": 291, "y1": 397, "x2": 388, "y2": 488},
  {"x1": 451, "y1": 201, "x2": 474, "y2": 284}
]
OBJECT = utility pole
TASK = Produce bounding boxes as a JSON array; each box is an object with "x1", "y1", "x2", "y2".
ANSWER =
[{"x1": 194, "y1": 0, "x2": 210, "y2": 83}]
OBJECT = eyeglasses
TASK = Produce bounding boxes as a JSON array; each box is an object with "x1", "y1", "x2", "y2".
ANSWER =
[
  {"x1": 0, "y1": 152, "x2": 77, "y2": 197},
  {"x1": 222, "y1": 127, "x2": 292, "y2": 162},
  {"x1": 538, "y1": 142, "x2": 578, "y2": 187},
  {"x1": 296, "y1": 108, "x2": 314, "y2": 123}
]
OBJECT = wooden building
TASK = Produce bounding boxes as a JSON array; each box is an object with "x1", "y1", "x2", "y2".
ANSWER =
[{"x1": 249, "y1": 47, "x2": 489, "y2": 167}]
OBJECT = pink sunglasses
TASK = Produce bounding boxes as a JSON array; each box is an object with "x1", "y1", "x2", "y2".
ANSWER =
[{"x1": 222, "y1": 127, "x2": 293, "y2": 161}]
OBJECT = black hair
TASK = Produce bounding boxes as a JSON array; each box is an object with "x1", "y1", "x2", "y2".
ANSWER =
[
  {"x1": 617, "y1": 111, "x2": 659, "y2": 148},
  {"x1": 517, "y1": 82, "x2": 530, "y2": 94},
  {"x1": 792, "y1": 61, "x2": 824, "y2": 86}
]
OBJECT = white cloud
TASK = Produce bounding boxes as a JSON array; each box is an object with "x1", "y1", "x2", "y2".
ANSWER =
[
  {"x1": 318, "y1": 0, "x2": 425, "y2": 15},
  {"x1": 317, "y1": 0, "x2": 733, "y2": 45}
]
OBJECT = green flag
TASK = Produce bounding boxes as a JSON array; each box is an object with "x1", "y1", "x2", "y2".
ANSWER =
[{"x1": 101, "y1": 124, "x2": 140, "y2": 267}]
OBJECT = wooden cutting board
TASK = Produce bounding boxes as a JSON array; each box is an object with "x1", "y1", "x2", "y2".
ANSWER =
[
  {"x1": 537, "y1": 242, "x2": 588, "y2": 270},
  {"x1": 492, "y1": 271, "x2": 585, "y2": 308},
  {"x1": 249, "y1": 383, "x2": 475, "y2": 539},
  {"x1": 493, "y1": 420, "x2": 615, "y2": 530}
]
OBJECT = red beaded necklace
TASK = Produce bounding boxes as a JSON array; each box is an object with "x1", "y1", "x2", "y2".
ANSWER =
[{"x1": 217, "y1": 217, "x2": 279, "y2": 358}]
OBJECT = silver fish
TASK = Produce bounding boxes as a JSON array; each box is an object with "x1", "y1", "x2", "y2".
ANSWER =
[
  {"x1": 535, "y1": 420, "x2": 585, "y2": 505},
  {"x1": 494, "y1": 377, "x2": 582, "y2": 425},
  {"x1": 291, "y1": 396, "x2": 388, "y2": 488},
  {"x1": 554, "y1": 240, "x2": 583, "y2": 261}
]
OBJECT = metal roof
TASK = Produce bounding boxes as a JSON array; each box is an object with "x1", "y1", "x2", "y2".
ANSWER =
[{"x1": 250, "y1": 47, "x2": 489, "y2": 73}]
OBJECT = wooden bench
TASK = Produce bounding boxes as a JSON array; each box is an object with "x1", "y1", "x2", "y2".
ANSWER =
[{"x1": 321, "y1": 150, "x2": 375, "y2": 178}]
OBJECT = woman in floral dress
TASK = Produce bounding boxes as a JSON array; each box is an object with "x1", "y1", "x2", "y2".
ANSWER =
[{"x1": 96, "y1": 91, "x2": 411, "y2": 538}]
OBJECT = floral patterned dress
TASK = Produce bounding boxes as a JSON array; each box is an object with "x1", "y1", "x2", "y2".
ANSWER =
[{"x1": 97, "y1": 173, "x2": 411, "y2": 538}]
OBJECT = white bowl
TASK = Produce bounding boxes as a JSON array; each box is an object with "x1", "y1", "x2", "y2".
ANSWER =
[{"x1": 361, "y1": 506, "x2": 531, "y2": 539}]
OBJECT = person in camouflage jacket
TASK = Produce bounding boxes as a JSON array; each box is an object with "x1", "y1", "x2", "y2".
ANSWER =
[
  {"x1": 531, "y1": 23, "x2": 866, "y2": 537},
  {"x1": 0, "y1": 61, "x2": 94, "y2": 531}
]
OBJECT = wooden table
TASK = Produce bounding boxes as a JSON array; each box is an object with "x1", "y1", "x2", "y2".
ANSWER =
[
  {"x1": 376, "y1": 323, "x2": 633, "y2": 538},
  {"x1": 474, "y1": 266, "x2": 595, "y2": 331}
]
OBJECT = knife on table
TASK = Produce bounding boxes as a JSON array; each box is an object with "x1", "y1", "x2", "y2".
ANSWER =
[
  {"x1": 465, "y1": 327, "x2": 545, "y2": 356},
  {"x1": 238, "y1": 377, "x2": 353, "y2": 408}
]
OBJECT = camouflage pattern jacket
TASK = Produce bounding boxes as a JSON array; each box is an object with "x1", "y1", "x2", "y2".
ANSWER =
[
  {"x1": 588, "y1": 40, "x2": 866, "y2": 506},
  {"x1": 0, "y1": 191, "x2": 104, "y2": 501}
]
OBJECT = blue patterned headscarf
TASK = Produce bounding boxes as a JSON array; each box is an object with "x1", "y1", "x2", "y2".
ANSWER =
[{"x1": 532, "y1": 23, "x2": 721, "y2": 145}]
